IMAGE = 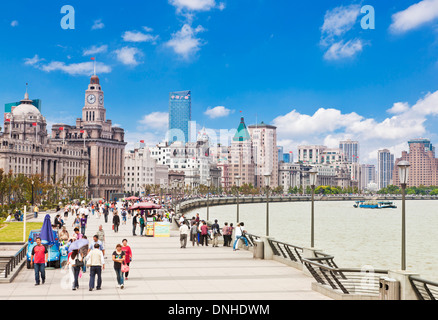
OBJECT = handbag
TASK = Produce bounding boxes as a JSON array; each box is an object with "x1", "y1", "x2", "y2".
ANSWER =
[
  {"x1": 75, "y1": 258, "x2": 84, "y2": 268},
  {"x1": 121, "y1": 263, "x2": 130, "y2": 273}
]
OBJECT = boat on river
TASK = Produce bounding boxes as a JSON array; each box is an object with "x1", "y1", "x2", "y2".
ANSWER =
[{"x1": 353, "y1": 201, "x2": 397, "y2": 209}]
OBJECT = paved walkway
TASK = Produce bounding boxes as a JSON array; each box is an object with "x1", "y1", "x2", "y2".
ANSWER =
[{"x1": 0, "y1": 211, "x2": 330, "y2": 300}]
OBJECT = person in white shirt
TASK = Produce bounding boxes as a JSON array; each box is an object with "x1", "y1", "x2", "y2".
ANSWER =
[
  {"x1": 86, "y1": 243, "x2": 105, "y2": 291},
  {"x1": 233, "y1": 222, "x2": 249, "y2": 251},
  {"x1": 179, "y1": 221, "x2": 189, "y2": 249}
]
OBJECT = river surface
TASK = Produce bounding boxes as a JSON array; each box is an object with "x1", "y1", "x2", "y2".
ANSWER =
[{"x1": 188, "y1": 200, "x2": 438, "y2": 282}]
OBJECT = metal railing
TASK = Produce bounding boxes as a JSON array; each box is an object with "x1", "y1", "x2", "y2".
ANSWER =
[
  {"x1": 410, "y1": 276, "x2": 438, "y2": 300},
  {"x1": 303, "y1": 256, "x2": 388, "y2": 295},
  {"x1": 268, "y1": 239, "x2": 304, "y2": 264},
  {"x1": 1, "y1": 244, "x2": 27, "y2": 279}
]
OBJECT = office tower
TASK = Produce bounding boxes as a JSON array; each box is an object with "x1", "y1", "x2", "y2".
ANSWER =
[
  {"x1": 278, "y1": 146, "x2": 284, "y2": 164},
  {"x1": 229, "y1": 117, "x2": 255, "y2": 187},
  {"x1": 393, "y1": 138, "x2": 438, "y2": 187},
  {"x1": 248, "y1": 121, "x2": 278, "y2": 188},
  {"x1": 339, "y1": 139, "x2": 360, "y2": 163},
  {"x1": 377, "y1": 149, "x2": 394, "y2": 190},
  {"x1": 168, "y1": 91, "x2": 191, "y2": 144}
]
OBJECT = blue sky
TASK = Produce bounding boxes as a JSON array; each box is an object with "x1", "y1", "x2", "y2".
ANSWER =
[{"x1": 1, "y1": 0, "x2": 438, "y2": 164}]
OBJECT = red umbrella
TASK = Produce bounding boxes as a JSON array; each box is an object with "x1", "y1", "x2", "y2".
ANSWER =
[
  {"x1": 125, "y1": 196, "x2": 139, "y2": 201},
  {"x1": 128, "y1": 202, "x2": 162, "y2": 210}
]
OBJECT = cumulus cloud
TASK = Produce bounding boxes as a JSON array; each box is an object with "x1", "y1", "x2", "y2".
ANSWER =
[
  {"x1": 83, "y1": 45, "x2": 108, "y2": 56},
  {"x1": 204, "y1": 106, "x2": 232, "y2": 119},
  {"x1": 390, "y1": 0, "x2": 438, "y2": 34},
  {"x1": 114, "y1": 47, "x2": 143, "y2": 66},
  {"x1": 170, "y1": 0, "x2": 218, "y2": 12},
  {"x1": 165, "y1": 24, "x2": 205, "y2": 59},
  {"x1": 24, "y1": 55, "x2": 111, "y2": 76},
  {"x1": 320, "y1": 4, "x2": 364, "y2": 61},
  {"x1": 91, "y1": 19, "x2": 105, "y2": 30},
  {"x1": 139, "y1": 112, "x2": 169, "y2": 131},
  {"x1": 122, "y1": 30, "x2": 159, "y2": 43},
  {"x1": 272, "y1": 90, "x2": 438, "y2": 163}
]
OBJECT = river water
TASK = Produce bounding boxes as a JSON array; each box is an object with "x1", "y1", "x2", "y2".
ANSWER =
[{"x1": 188, "y1": 200, "x2": 438, "y2": 282}]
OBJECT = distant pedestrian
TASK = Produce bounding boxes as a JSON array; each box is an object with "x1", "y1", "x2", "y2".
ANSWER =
[
  {"x1": 179, "y1": 221, "x2": 189, "y2": 248},
  {"x1": 88, "y1": 235, "x2": 105, "y2": 256},
  {"x1": 132, "y1": 213, "x2": 139, "y2": 236},
  {"x1": 112, "y1": 244, "x2": 126, "y2": 289},
  {"x1": 86, "y1": 243, "x2": 105, "y2": 291},
  {"x1": 30, "y1": 237, "x2": 48, "y2": 286},
  {"x1": 121, "y1": 239, "x2": 132, "y2": 280},
  {"x1": 80, "y1": 214, "x2": 87, "y2": 235},
  {"x1": 211, "y1": 219, "x2": 221, "y2": 247},
  {"x1": 222, "y1": 222, "x2": 230, "y2": 247},
  {"x1": 200, "y1": 221, "x2": 209, "y2": 246},
  {"x1": 190, "y1": 222, "x2": 199, "y2": 246},
  {"x1": 33, "y1": 205, "x2": 39, "y2": 219},
  {"x1": 139, "y1": 215, "x2": 145, "y2": 236},
  {"x1": 113, "y1": 211, "x2": 120, "y2": 233},
  {"x1": 103, "y1": 206, "x2": 109, "y2": 223},
  {"x1": 233, "y1": 222, "x2": 249, "y2": 251}
]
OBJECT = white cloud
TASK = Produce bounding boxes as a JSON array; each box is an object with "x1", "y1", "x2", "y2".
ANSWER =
[
  {"x1": 321, "y1": 4, "x2": 361, "y2": 44},
  {"x1": 24, "y1": 55, "x2": 44, "y2": 66},
  {"x1": 320, "y1": 5, "x2": 365, "y2": 61},
  {"x1": 91, "y1": 19, "x2": 105, "y2": 30},
  {"x1": 204, "y1": 106, "x2": 232, "y2": 119},
  {"x1": 390, "y1": 0, "x2": 438, "y2": 34},
  {"x1": 11, "y1": 20, "x2": 18, "y2": 27},
  {"x1": 170, "y1": 0, "x2": 218, "y2": 12},
  {"x1": 114, "y1": 47, "x2": 143, "y2": 66},
  {"x1": 122, "y1": 31, "x2": 159, "y2": 43},
  {"x1": 83, "y1": 45, "x2": 108, "y2": 56},
  {"x1": 272, "y1": 90, "x2": 438, "y2": 163},
  {"x1": 24, "y1": 55, "x2": 111, "y2": 76},
  {"x1": 323, "y1": 39, "x2": 364, "y2": 61},
  {"x1": 139, "y1": 112, "x2": 169, "y2": 131},
  {"x1": 165, "y1": 24, "x2": 205, "y2": 59}
]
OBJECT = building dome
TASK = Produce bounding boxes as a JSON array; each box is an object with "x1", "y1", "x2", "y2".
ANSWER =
[{"x1": 12, "y1": 103, "x2": 41, "y2": 117}]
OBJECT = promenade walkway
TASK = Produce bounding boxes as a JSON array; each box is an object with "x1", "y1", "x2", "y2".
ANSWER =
[{"x1": 0, "y1": 210, "x2": 330, "y2": 300}]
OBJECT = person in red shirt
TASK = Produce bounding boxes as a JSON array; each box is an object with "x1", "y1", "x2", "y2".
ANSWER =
[
  {"x1": 121, "y1": 239, "x2": 132, "y2": 280},
  {"x1": 30, "y1": 237, "x2": 48, "y2": 286},
  {"x1": 200, "y1": 221, "x2": 209, "y2": 247}
]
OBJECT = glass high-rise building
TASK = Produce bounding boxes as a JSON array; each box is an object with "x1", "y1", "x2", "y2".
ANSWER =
[
  {"x1": 339, "y1": 139, "x2": 359, "y2": 163},
  {"x1": 377, "y1": 149, "x2": 394, "y2": 190},
  {"x1": 168, "y1": 90, "x2": 191, "y2": 143}
]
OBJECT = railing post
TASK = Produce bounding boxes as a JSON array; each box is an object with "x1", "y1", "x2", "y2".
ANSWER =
[
  {"x1": 259, "y1": 236, "x2": 275, "y2": 260},
  {"x1": 302, "y1": 247, "x2": 321, "y2": 277},
  {"x1": 388, "y1": 270, "x2": 420, "y2": 300}
]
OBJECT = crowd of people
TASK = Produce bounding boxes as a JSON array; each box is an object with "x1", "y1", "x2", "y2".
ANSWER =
[{"x1": 178, "y1": 213, "x2": 250, "y2": 251}]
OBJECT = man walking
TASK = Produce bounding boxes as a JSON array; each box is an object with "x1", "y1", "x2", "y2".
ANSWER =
[
  {"x1": 179, "y1": 221, "x2": 189, "y2": 248},
  {"x1": 113, "y1": 211, "x2": 120, "y2": 233},
  {"x1": 132, "y1": 213, "x2": 139, "y2": 236},
  {"x1": 233, "y1": 222, "x2": 249, "y2": 251},
  {"x1": 30, "y1": 237, "x2": 48, "y2": 286},
  {"x1": 86, "y1": 243, "x2": 105, "y2": 291},
  {"x1": 211, "y1": 219, "x2": 221, "y2": 247}
]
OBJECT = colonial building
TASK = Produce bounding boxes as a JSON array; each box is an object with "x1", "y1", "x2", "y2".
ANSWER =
[
  {"x1": 52, "y1": 75, "x2": 126, "y2": 199},
  {"x1": 0, "y1": 91, "x2": 89, "y2": 185}
]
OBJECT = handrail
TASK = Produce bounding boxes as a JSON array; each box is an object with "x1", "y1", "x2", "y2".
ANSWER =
[
  {"x1": 268, "y1": 239, "x2": 304, "y2": 263},
  {"x1": 2, "y1": 243, "x2": 27, "y2": 279},
  {"x1": 409, "y1": 276, "x2": 438, "y2": 300},
  {"x1": 303, "y1": 256, "x2": 388, "y2": 295}
]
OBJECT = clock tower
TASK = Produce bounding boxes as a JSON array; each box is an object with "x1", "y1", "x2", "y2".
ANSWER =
[{"x1": 82, "y1": 75, "x2": 106, "y2": 123}]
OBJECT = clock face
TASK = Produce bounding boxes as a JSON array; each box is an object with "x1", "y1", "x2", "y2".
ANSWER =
[
  {"x1": 99, "y1": 95, "x2": 104, "y2": 105},
  {"x1": 87, "y1": 94, "x2": 96, "y2": 104}
]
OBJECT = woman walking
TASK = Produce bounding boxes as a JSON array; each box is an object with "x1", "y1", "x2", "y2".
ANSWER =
[
  {"x1": 112, "y1": 244, "x2": 126, "y2": 289},
  {"x1": 121, "y1": 239, "x2": 132, "y2": 280},
  {"x1": 66, "y1": 249, "x2": 83, "y2": 291}
]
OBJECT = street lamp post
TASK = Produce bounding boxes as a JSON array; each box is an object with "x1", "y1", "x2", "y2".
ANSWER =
[
  {"x1": 235, "y1": 176, "x2": 241, "y2": 223},
  {"x1": 31, "y1": 180, "x2": 35, "y2": 207},
  {"x1": 398, "y1": 161, "x2": 410, "y2": 271},
  {"x1": 207, "y1": 177, "x2": 211, "y2": 222},
  {"x1": 309, "y1": 168, "x2": 318, "y2": 248},
  {"x1": 264, "y1": 173, "x2": 271, "y2": 237}
]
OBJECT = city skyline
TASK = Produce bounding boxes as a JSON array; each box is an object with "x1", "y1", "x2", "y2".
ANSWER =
[{"x1": 1, "y1": 1, "x2": 438, "y2": 166}]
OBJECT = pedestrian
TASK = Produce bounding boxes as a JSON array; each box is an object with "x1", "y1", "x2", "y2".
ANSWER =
[
  {"x1": 64, "y1": 206, "x2": 69, "y2": 219},
  {"x1": 200, "y1": 221, "x2": 209, "y2": 246},
  {"x1": 229, "y1": 223, "x2": 235, "y2": 247},
  {"x1": 88, "y1": 235, "x2": 105, "y2": 257},
  {"x1": 59, "y1": 226, "x2": 69, "y2": 243},
  {"x1": 33, "y1": 205, "x2": 39, "y2": 219},
  {"x1": 113, "y1": 211, "x2": 120, "y2": 233},
  {"x1": 233, "y1": 222, "x2": 249, "y2": 251},
  {"x1": 112, "y1": 244, "x2": 126, "y2": 289},
  {"x1": 103, "y1": 205, "x2": 109, "y2": 223},
  {"x1": 54, "y1": 215, "x2": 63, "y2": 229},
  {"x1": 121, "y1": 209, "x2": 127, "y2": 225},
  {"x1": 132, "y1": 213, "x2": 139, "y2": 236},
  {"x1": 67, "y1": 249, "x2": 83, "y2": 291},
  {"x1": 85, "y1": 243, "x2": 105, "y2": 291},
  {"x1": 96, "y1": 225, "x2": 105, "y2": 249},
  {"x1": 211, "y1": 219, "x2": 221, "y2": 247},
  {"x1": 190, "y1": 222, "x2": 199, "y2": 246},
  {"x1": 71, "y1": 227, "x2": 83, "y2": 241},
  {"x1": 121, "y1": 239, "x2": 132, "y2": 280},
  {"x1": 30, "y1": 237, "x2": 48, "y2": 286},
  {"x1": 139, "y1": 214, "x2": 145, "y2": 236},
  {"x1": 222, "y1": 222, "x2": 230, "y2": 247},
  {"x1": 179, "y1": 220, "x2": 189, "y2": 248},
  {"x1": 72, "y1": 214, "x2": 81, "y2": 230}
]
